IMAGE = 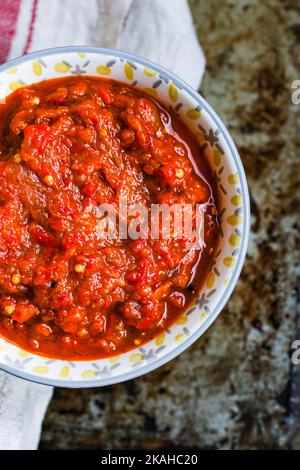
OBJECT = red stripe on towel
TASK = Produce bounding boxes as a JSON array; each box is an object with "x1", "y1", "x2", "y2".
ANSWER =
[
  {"x1": 0, "y1": 0, "x2": 22, "y2": 64},
  {"x1": 23, "y1": 0, "x2": 39, "y2": 54}
]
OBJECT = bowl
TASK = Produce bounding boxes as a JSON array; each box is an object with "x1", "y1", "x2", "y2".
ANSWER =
[{"x1": 0, "y1": 46, "x2": 250, "y2": 387}]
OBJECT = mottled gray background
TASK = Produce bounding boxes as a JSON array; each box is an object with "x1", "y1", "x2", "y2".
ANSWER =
[{"x1": 40, "y1": 0, "x2": 300, "y2": 449}]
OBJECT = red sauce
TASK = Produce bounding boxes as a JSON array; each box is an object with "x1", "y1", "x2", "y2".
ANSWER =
[{"x1": 0, "y1": 76, "x2": 218, "y2": 359}]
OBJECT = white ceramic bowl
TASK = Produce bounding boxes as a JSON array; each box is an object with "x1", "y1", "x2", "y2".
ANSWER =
[{"x1": 0, "y1": 47, "x2": 250, "y2": 387}]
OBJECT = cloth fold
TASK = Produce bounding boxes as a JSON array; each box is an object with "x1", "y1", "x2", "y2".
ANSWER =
[
  {"x1": 117, "y1": 0, "x2": 205, "y2": 89},
  {"x1": 0, "y1": 0, "x2": 205, "y2": 450},
  {"x1": 0, "y1": 371, "x2": 53, "y2": 450}
]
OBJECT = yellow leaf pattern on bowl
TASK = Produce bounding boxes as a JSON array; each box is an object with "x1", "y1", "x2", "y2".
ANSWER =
[
  {"x1": 54, "y1": 62, "x2": 71, "y2": 73},
  {"x1": 33, "y1": 366, "x2": 49, "y2": 375},
  {"x1": 124, "y1": 63, "x2": 134, "y2": 80},
  {"x1": 81, "y1": 370, "x2": 97, "y2": 379},
  {"x1": 223, "y1": 256, "x2": 236, "y2": 267},
  {"x1": 109, "y1": 355, "x2": 120, "y2": 364},
  {"x1": 143, "y1": 87, "x2": 157, "y2": 97},
  {"x1": 59, "y1": 366, "x2": 70, "y2": 379},
  {"x1": 143, "y1": 67, "x2": 157, "y2": 77},
  {"x1": 231, "y1": 194, "x2": 242, "y2": 206},
  {"x1": 227, "y1": 214, "x2": 243, "y2": 226},
  {"x1": 213, "y1": 149, "x2": 221, "y2": 166},
  {"x1": 168, "y1": 82, "x2": 178, "y2": 102},
  {"x1": 175, "y1": 316, "x2": 188, "y2": 325},
  {"x1": 32, "y1": 60, "x2": 42, "y2": 76},
  {"x1": 129, "y1": 353, "x2": 143, "y2": 363},
  {"x1": 96, "y1": 66, "x2": 111, "y2": 75},
  {"x1": 206, "y1": 271, "x2": 215, "y2": 289},
  {"x1": 9, "y1": 81, "x2": 24, "y2": 91},
  {"x1": 19, "y1": 349, "x2": 29, "y2": 358},
  {"x1": 6, "y1": 67, "x2": 18, "y2": 74},
  {"x1": 155, "y1": 332, "x2": 166, "y2": 346},
  {"x1": 228, "y1": 173, "x2": 239, "y2": 184},
  {"x1": 229, "y1": 233, "x2": 241, "y2": 247},
  {"x1": 186, "y1": 108, "x2": 201, "y2": 119},
  {"x1": 175, "y1": 333, "x2": 187, "y2": 343},
  {"x1": 200, "y1": 312, "x2": 208, "y2": 321}
]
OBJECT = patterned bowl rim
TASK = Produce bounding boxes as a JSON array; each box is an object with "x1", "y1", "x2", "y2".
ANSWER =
[{"x1": 0, "y1": 46, "x2": 250, "y2": 388}]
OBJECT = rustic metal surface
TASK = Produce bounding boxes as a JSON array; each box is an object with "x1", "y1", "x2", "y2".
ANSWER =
[{"x1": 40, "y1": 0, "x2": 300, "y2": 449}]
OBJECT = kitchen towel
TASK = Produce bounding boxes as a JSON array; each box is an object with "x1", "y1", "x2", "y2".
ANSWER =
[
  {"x1": 0, "y1": 0, "x2": 205, "y2": 450},
  {"x1": 3, "y1": 0, "x2": 205, "y2": 89}
]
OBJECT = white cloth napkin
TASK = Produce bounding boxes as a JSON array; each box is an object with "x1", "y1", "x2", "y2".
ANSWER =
[
  {"x1": 9, "y1": 0, "x2": 205, "y2": 89},
  {"x1": 0, "y1": 0, "x2": 205, "y2": 450},
  {"x1": 0, "y1": 371, "x2": 53, "y2": 450}
]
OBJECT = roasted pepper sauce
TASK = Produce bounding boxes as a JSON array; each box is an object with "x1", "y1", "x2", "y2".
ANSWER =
[{"x1": 0, "y1": 76, "x2": 218, "y2": 359}]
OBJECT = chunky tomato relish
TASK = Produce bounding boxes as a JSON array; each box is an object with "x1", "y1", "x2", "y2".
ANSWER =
[{"x1": 0, "y1": 76, "x2": 218, "y2": 359}]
